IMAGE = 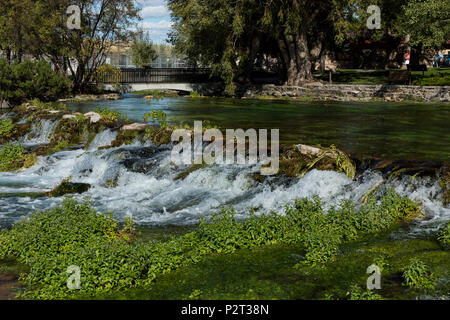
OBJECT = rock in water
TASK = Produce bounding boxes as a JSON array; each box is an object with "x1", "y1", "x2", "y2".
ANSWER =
[
  {"x1": 46, "y1": 182, "x2": 91, "y2": 197},
  {"x1": 121, "y1": 123, "x2": 148, "y2": 131},
  {"x1": 278, "y1": 144, "x2": 356, "y2": 179},
  {"x1": 84, "y1": 112, "x2": 101, "y2": 123}
]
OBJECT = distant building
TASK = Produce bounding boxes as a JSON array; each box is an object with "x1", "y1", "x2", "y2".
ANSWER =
[{"x1": 102, "y1": 42, "x2": 187, "y2": 69}]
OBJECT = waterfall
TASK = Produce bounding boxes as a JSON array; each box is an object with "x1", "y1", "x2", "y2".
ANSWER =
[
  {"x1": 21, "y1": 119, "x2": 59, "y2": 145},
  {"x1": 88, "y1": 129, "x2": 118, "y2": 151}
]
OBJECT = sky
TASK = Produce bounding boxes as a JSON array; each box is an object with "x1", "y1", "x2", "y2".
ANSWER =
[{"x1": 135, "y1": 0, "x2": 173, "y2": 44}]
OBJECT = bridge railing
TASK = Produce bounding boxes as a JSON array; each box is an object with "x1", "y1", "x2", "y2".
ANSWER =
[{"x1": 98, "y1": 67, "x2": 215, "y2": 84}]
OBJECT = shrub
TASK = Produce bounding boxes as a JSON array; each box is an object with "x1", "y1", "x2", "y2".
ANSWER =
[
  {"x1": 402, "y1": 259, "x2": 435, "y2": 290},
  {"x1": 95, "y1": 64, "x2": 121, "y2": 92},
  {"x1": 1, "y1": 59, "x2": 71, "y2": 105},
  {"x1": 0, "y1": 143, "x2": 35, "y2": 172}
]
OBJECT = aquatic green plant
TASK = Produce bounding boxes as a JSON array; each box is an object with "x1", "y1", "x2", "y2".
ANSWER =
[
  {"x1": 189, "y1": 91, "x2": 203, "y2": 98},
  {"x1": 46, "y1": 178, "x2": 90, "y2": 197},
  {"x1": 402, "y1": 258, "x2": 435, "y2": 290},
  {"x1": 143, "y1": 127, "x2": 173, "y2": 146},
  {"x1": 0, "y1": 118, "x2": 16, "y2": 139},
  {"x1": 137, "y1": 90, "x2": 179, "y2": 98},
  {"x1": 348, "y1": 285, "x2": 383, "y2": 300},
  {"x1": 143, "y1": 109, "x2": 172, "y2": 129},
  {"x1": 95, "y1": 106, "x2": 125, "y2": 124},
  {"x1": 0, "y1": 190, "x2": 423, "y2": 299},
  {"x1": 0, "y1": 143, "x2": 35, "y2": 172},
  {"x1": 0, "y1": 198, "x2": 140, "y2": 299},
  {"x1": 31, "y1": 99, "x2": 67, "y2": 111},
  {"x1": 437, "y1": 221, "x2": 450, "y2": 247},
  {"x1": 48, "y1": 117, "x2": 88, "y2": 154},
  {"x1": 278, "y1": 145, "x2": 356, "y2": 179},
  {"x1": 111, "y1": 130, "x2": 141, "y2": 147}
]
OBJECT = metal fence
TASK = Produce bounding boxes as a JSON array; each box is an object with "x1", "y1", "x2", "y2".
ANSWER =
[{"x1": 98, "y1": 67, "x2": 214, "y2": 84}]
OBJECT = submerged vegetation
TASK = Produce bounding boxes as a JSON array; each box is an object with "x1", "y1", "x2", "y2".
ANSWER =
[
  {"x1": 0, "y1": 119, "x2": 16, "y2": 139},
  {"x1": 402, "y1": 259, "x2": 436, "y2": 290},
  {"x1": 0, "y1": 143, "x2": 36, "y2": 172},
  {"x1": 0, "y1": 188, "x2": 443, "y2": 300}
]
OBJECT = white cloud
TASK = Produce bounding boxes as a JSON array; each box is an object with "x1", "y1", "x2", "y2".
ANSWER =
[
  {"x1": 140, "y1": 5, "x2": 170, "y2": 19},
  {"x1": 135, "y1": 0, "x2": 167, "y2": 8},
  {"x1": 140, "y1": 20, "x2": 173, "y2": 30},
  {"x1": 137, "y1": 20, "x2": 173, "y2": 43}
]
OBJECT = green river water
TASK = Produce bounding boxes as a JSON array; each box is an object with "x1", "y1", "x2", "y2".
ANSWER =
[{"x1": 68, "y1": 96, "x2": 450, "y2": 163}]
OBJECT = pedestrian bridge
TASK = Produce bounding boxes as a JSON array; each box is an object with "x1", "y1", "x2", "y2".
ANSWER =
[
  {"x1": 99, "y1": 67, "x2": 217, "y2": 93},
  {"x1": 103, "y1": 82, "x2": 209, "y2": 93},
  {"x1": 98, "y1": 67, "x2": 277, "y2": 93}
]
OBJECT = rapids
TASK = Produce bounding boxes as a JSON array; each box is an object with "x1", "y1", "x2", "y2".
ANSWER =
[{"x1": 0, "y1": 119, "x2": 448, "y2": 233}]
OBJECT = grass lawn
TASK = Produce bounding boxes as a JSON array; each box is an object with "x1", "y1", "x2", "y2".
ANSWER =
[{"x1": 314, "y1": 68, "x2": 450, "y2": 86}]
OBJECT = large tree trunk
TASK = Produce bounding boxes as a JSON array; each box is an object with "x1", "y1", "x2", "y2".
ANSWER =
[
  {"x1": 5, "y1": 48, "x2": 11, "y2": 64},
  {"x1": 279, "y1": 32, "x2": 313, "y2": 86}
]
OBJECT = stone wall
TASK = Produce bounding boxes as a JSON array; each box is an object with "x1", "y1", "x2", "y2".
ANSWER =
[{"x1": 241, "y1": 84, "x2": 450, "y2": 103}]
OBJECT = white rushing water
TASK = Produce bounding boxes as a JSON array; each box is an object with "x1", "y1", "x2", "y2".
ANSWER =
[
  {"x1": 21, "y1": 119, "x2": 59, "y2": 145},
  {"x1": 0, "y1": 127, "x2": 449, "y2": 231},
  {"x1": 87, "y1": 129, "x2": 119, "y2": 151}
]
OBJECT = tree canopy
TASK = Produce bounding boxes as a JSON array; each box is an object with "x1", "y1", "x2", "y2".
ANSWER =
[
  {"x1": 131, "y1": 31, "x2": 158, "y2": 68},
  {"x1": 168, "y1": 0, "x2": 449, "y2": 94},
  {"x1": 1, "y1": 0, "x2": 141, "y2": 92}
]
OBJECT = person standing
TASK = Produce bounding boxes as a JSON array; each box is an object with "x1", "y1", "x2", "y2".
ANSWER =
[
  {"x1": 403, "y1": 50, "x2": 411, "y2": 67},
  {"x1": 433, "y1": 51, "x2": 439, "y2": 67},
  {"x1": 438, "y1": 50, "x2": 444, "y2": 67}
]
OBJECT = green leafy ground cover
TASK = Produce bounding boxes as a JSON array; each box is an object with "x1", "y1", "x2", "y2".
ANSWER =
[{"x1": 1, "y1": 189, "x2": 448, "y2": 300}]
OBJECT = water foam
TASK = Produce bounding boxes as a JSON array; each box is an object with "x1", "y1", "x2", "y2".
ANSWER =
[{"x1": 0, "y1": 130, "x2": 449, "y2": 230}]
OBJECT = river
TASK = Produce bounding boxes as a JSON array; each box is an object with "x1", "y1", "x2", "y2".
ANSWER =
[{"x1": 0, "y1": 96, "x2": 448, "y2": 234}]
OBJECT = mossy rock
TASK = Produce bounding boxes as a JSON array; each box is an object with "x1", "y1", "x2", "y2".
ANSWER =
[
  {"x1": 278, "y1": 144, "x2": 356, "y2": 179},
  {"x1": 49, "y1": 117, "x2": 89, "y2": 148},
  {"x1": 111, "y1": 130, "x2": 142, "y2": 147},
  {"x1": 46, "y1": 182, "x2": 91, "y2": 197},
  {"x1": 145, "y1": 127, "x2": 173, "y2": 146}
]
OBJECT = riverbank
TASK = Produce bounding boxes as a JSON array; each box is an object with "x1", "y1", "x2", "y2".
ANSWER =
[
  {"x1": 115, "y1": 83, "x2": 450, "y2": 103},
  {"x1": 240, "y1": 84, "x2": 450, "y2": 103},
  {"x1": 57, "y1": 93, "x2": 122, "y2": 103}
]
